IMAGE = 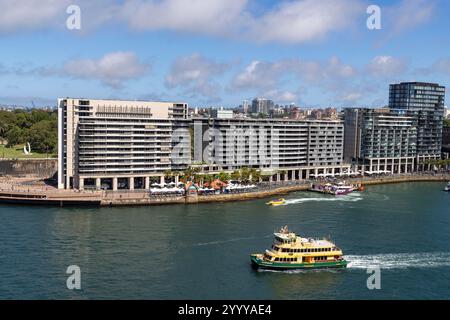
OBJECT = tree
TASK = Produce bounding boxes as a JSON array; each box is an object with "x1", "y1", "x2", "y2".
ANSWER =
[
  {"x1": 231, "y1": 170, "x2": 241, "y2": 181},
  {"x1": 240, "y1": 167, "x2": 251, "y2": 182},
  {"x1": 250, "y1": 168, "x2": 261, "y2": 183},
  {"x1": 26, "y1": 120, "x2": 57, "y2": 155},
  {"x1": 5, "y1": 126, "x2": 24, "y2": 147},
  {"x1": 202, "y1": 174, "x2": 214, "y2": 184},
  {"x1": 216, "y1": 171, "x2": 231, "y2": 182}
]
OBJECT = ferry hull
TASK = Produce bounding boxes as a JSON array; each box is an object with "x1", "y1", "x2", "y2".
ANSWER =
[{"x1": 251, "y1": 255, "x2": 348, "y2": 270}]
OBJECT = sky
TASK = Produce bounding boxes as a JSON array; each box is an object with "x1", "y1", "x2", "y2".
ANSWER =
[{"x1": 0, "y1": 0, "x2": 449, "y2": 108}]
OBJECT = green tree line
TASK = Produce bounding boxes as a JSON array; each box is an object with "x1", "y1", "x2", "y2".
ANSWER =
[{"x1": 0, "y1": 109, "x2": 57, "y2": 154}]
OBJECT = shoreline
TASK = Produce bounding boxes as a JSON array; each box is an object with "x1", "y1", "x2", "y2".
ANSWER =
[{"x1": 0, "y1": 173, "x2": 448, "y2": 207}]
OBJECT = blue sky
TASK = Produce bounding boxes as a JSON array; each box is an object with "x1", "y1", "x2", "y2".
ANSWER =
[{"x1": 0, "y1": 0, "x2": 449, "y2": 108}]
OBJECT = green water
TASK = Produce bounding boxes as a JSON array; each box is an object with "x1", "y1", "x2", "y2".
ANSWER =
[{"x1": 0, "y1": 182, "x2": 449, "y2": 299}]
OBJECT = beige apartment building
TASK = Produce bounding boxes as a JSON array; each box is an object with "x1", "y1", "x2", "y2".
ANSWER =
[{"x1": 57, "y1": 98, "x2": 189, "y2": 190}]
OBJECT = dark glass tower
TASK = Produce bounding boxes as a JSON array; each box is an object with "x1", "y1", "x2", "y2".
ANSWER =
[{"x1": 389, "y1": 82, "x2": 445, "y2": 162}]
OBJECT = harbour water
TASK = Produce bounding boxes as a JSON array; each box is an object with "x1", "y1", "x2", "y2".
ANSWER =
[{"x1": 0, "y1": 182, "x2": 449, "y2": 299}]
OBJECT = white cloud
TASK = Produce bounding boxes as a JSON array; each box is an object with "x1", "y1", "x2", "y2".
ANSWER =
[
  {"x1": 247, "y1": 0, "x2": 363, "y2": 44},
  {"x1": 121, "y1": 0, "x2": 248, "y2": 37},
  {"x1": 0, "y1": 0, "x2": 70, "y2": 32},
  {"x1": 165, "y1": 54, "x2": 229, "y2": 102},
  {"x1": 0, "y1": 0, "x2": 366, "y2": 44},
  {"x1": 231, "y1": 56, "x2": 357, "y2": 91},
  {"x1": 385, "y1": 0, "x2": 436, "y2": 36},
  {"x1": 264, "y1": 90, "x2": 298, "y2": 104},
  {"x1": 366, "y1": 56, "x2": 408, "y2": 77},
  {"x1": 119, "y1": 0, "x2": 363, "y2": 44},
  {"x1": 63, "y1": 52, "x2": 150, "y2": 88}
]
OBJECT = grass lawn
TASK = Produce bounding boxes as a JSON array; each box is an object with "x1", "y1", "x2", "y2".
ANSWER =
[{"x1": 0, "y1": 144, "x2": 56, "y2": 159}]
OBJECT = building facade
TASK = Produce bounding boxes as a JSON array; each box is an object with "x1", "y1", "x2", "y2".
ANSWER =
[
  {"x1": 344, "y1": 108, "x2": 417, "y2": 174},
  {"x1": 251, "y1": 98, "x2": 274, "y2": 115},
  {"x1": 58, "y1": 98, "x2": 189, "y2": 190},
  {"x1": 194, "y1": 118, "x2": 347, "y2": 180},
  {"x1": 210, "y1": 108, "x2": 234, "y2": 119},
  {"x1": 389, "y1": 82, "x2": 445, "y2": 166}
]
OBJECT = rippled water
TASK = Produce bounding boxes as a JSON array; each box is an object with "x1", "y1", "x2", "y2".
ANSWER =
[{"x1": 0, "y1": 182, "x2": 449, "y2": 299}]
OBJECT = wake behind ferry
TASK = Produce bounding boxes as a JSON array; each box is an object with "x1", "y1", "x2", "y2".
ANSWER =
[
  {"x1": 444, "y1": 182, "x2": 450, "y2": 192},
  {"x1": 251, "y1": 226, "x2": 348, "y2": 270}
]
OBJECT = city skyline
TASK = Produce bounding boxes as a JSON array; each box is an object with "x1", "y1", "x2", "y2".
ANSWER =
[{"x1": 1, "y1": 0, "x2": 450, "y2": 108}]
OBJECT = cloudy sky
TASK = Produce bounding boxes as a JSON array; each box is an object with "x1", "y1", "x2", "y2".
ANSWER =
[{"x1": 0, "y1": 0, "x2": 449, "y2": 108}]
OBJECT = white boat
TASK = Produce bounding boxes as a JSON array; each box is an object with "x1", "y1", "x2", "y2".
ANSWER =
[{"x1": 444, "y1": 182, "x2": 450, "y2": 192}]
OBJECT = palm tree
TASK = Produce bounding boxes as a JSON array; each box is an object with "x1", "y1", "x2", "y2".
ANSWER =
[
  {"x1": 231, "y1": 170, "x2": 241, "y2": 182},
  {"x1": 216, "y1": 171, "x2": 231, "y2": 183},
  {"x1": 250, "y1": 169, "x2": 261, "y2": 184},
  {"x1": 240, "y1": 167, "x2": 250, "y2": 183}
]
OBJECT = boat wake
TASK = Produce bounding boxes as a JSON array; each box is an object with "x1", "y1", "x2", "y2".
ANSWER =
[
  {"x1": 345, "y1": 252, "x2": 450, "y2": 270},
  {"x1": 195, "y1": 235, "x2": 273, "y2": 247},
  {"x1": 283, "y1": 194, "x2": 363, "y2": 206}
]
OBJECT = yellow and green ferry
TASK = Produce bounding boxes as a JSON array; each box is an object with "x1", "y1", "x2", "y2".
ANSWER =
[{"x1": 251, "y1": 226, "x2": 348, "y2": 270}]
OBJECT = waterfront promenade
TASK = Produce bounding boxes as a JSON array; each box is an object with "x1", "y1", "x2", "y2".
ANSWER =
[{"x1": 0, "y1": 173, "x2": 449, "y2": 207}]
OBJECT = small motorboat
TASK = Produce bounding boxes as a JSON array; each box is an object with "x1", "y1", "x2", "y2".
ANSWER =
[
  {"x1": 266, "y1": 198, "x2": 286, "y2": 206},
  {"x1": 444, "y1": 182, "x2": 450, "y2": 192}
]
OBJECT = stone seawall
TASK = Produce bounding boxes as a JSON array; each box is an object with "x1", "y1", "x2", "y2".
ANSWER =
[
  {"x1": 101, "y1": 174, "x2": 449, "y2": 207},
  {"x1": 0, "y1": 159, "x2": 57, "y2": 178}
]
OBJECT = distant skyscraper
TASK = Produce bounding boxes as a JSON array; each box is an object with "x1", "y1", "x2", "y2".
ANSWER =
[
  {"x1": 251, "y1": 98, "x2": 274, "y2": 115},
  {"x1": 242, "y1": 100, "x2": 249, "y2": 114},
  {"x1": 389, "y1": 82, "x2": 445, "y2": 164}
]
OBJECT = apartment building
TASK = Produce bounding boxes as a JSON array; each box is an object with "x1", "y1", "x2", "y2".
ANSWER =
[
  {"x1": 344, "y1": 108, "x2": 417, "y2": 174},
  {"x1": 389, "y1": 82, "x2": 445, "y2": 166},
  {"x1": 57, "y1": 98, "x2": 189, "y2": 190},
  {"x1": 193, "y1": 118, "x2": 347, "y2": 181}
]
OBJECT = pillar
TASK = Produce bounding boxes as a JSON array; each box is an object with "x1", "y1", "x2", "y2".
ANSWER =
[
  {"x1": 160, "y1": 176, "x2": 165, "y2": 185},
  {"x1": 129, "y1": 177, "x2": 134, "y2": 191},
  {"x1": 79, "y1": 178, "x2": 84, "y2": 191},
  {"x1": 113, "y1": 178, "x2": 118, "y2": 191},
  {"x1": 175, "y1": 175, "x2": 179, "y2": 185},
  {"x1": 145, "y1": 177, "x2": 150, "y2": 190},
  {"x1": 96, "y1": 178, "x2": 101, "y2": 190}
]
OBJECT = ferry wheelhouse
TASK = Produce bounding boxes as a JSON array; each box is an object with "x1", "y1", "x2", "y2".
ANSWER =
[{"x1": 251, "y1": 226, "x2": 348, "y2": 270}]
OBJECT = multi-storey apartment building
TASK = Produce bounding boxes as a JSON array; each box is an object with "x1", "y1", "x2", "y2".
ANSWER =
[
  {"x1": 343, "y1": 108, "x2": 417, "y2": 174},
  {"x1": 57, "y1": 98, "x2": 189, "y2": 190},
  {"x1": 194, "y1": 118, "x2": 347, "y2": 181},
  {"x1": 389, "y1": 82, "x2": 445, "y2": 166},
  {"x1": 251, "y1": 98, "x2": 274, "y2": 115}
]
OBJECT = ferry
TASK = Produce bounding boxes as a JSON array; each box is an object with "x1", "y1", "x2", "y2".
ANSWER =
[
  {"x1": 251, "y1": 226, "x2": 348, "y2": 270},
  {"x1": 309, "y1": 182, "x2": 360, "y2": 195},
  {"x1": 266, "y1": 198, "x2": 286, "y2": 206}
]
